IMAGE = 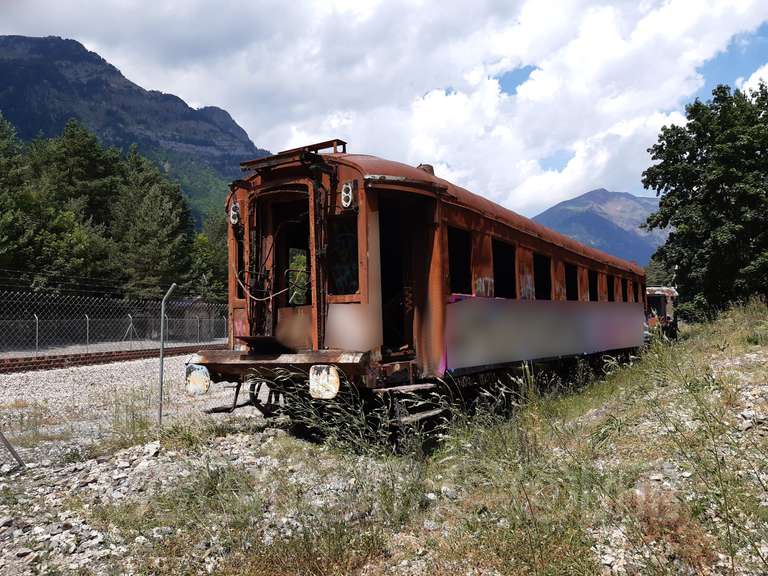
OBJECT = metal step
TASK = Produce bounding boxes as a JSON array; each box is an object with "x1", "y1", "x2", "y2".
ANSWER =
[
  {"x1": 373, "y1": 382, "x2": 437, "y2": 396},
  {"x1": 397, "y1": 407, "x2": 445, "y2": 425}
]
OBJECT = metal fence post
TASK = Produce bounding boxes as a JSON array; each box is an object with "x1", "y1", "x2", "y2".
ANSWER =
[
  {"x1": 128, "y1": 314, "x2": 133, "y2": 349},
  {"x1": 158, "y1": 283, "x2": 177, "y2": 428},
  {"x1": 85, "y1": 314, "x2": 90, "y2": 353},
  {"x1": 33, "y1": 314, "x2": 39, "y2": 356},
  {"x1": 0, "y1": 428, "x2": 25, "y2": 472},
  {"x1": 196, "y1": 316, "x2": 201, "y2": 343}
]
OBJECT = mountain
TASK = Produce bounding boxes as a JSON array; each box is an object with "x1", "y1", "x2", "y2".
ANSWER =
[
  {"x1": 0, "y1": 35, "x2": 269, "y2": 221},
  {"x1": 533, "y1": 188, "x2": 667, "y2": 265}
]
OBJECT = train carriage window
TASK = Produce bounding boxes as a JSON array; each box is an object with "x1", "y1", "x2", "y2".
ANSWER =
[
  {"x1": 328, "y1": 213, "x2": 359, "y2": 295},
  {"x1": 533, "y1": 253, "x2": 552, "y2": 300},
  {"x1": 588, "y1": 270, "x2": 598, "y2": 302},
  {"x1": 492, "y1": 239, "x2": 516, "y2": 299},
  {"x1": 448, "y1": 227, "x2": 472, "y2": 295},
  {"x1": 564, "y1": 263, "x2": 579, "y2": 301},
  {"x1": 648, "y1": 294, "x2": 664, "y2": 316},
  {"x1": 607, "y1": 275, "x2": 615, "y2": 302},
  {"x1": 621, "y1": 278, "x2": 628, "y2": 302},
  {"x1": 633, "y1": 281, "x2": 639, "y2": 303}
]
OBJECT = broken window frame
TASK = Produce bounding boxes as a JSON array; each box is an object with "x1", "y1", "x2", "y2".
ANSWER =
[
  {"x1": 607, "y1": 275, "x2": 616, "y2": 303},
  {"x1": 327, "y1": 212, "x2": 360, "y2": 296},
  {"x1": 533, "y1": 252, "x2": 552, "y2": 301},
  {"x1": 564, "y1": 262, "x2": 579, "y2": 301},
  {"x1": 588, "y1": 270, "x2": 598, "y2": 302},
  {"x1": 492, "y1": 238, "x2": 517, "y2": 299},
  {"x1": 448, "y1": 226, "x2": 473, "y2": 296}
]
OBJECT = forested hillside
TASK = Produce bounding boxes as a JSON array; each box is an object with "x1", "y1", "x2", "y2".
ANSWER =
[
  {"x1": 0, "y1": 114, "x2": 227, "y2": 300},
  {"x1": 0, "y1": 35, "x2": 269, "y2": 222}
]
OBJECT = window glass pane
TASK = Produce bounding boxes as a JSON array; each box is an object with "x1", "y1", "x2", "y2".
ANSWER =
[
  {"x1": 621, "y1": 278, "x2": 628, "y2": 302},
  {"x1": 565, "y1": 263, "x2": 579, "y2": 301},
  {"x1": 533, "y1": 253, "x2": 552, "y2": 300},
  {"x1": 492, "y1": 239, "x2": 516, "y2": 298},
  {"x1": 328, "y1": 214, "x2": 359, "y2": 295},
  {"x1": 448, "y1": 227, "x2": 472, "y2": 294}
]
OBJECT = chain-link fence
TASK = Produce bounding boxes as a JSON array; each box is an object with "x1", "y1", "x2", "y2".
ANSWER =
[{"x1": 0, "y1": 290, "x2": 228, "y2": 359}]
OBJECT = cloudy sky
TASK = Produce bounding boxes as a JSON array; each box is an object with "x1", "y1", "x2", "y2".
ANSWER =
[{"x1": 3, "y1": 0, "x2": 768, "y2": 216}]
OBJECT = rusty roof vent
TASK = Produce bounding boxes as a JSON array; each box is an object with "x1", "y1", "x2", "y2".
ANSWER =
[{"x1": 417, "y1": 163, "x2": 434, "y2": 175}]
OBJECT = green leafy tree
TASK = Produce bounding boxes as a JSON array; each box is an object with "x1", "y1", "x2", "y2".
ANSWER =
[
  {"x1": 0, "y1": 114, "x2": 112, "y2": 283},
  {"x1": 189, "y1": 209, "x2": 229, "y2": 301},
  {"x1": 0, "y1": 113, "x2": 29, "y2": 269},
  {"x1": 645, "y1": 254, "x2": 674, "y2": 286},
  {"x1": 643, "y1": 84, "x2": 768, "y2": 318},
  {"x1": 0, "y1": 115, "x2": 211, "y2": 298}
]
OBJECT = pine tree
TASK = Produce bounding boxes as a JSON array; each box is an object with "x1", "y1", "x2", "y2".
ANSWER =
[
  {"x1": 0, "y1": 113, "x2": 29, "y2": 270},
  {"x1": 188, "y1": 209, "x2": 228, "y2": 301},
  {"x1": 113, "y1": 146, "x2": 194, "y2": 298}
]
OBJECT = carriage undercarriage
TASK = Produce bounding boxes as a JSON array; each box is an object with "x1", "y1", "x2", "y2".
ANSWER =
[{"x1": 187, "y1": 347, "x2": 638, "y2": 434}]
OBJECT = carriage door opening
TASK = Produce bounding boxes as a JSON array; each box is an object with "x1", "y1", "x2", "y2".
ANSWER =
[
  {"x1": 378, "y1": 193, "x2": 432, "y2": 360},
  {"x1": 269, "y1": 196, "x2": 312, "y2": 349}
]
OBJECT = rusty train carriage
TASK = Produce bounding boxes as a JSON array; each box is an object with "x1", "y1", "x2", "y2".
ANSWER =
[
  {"x1": 646, "y1": 286, "x2": 678, "y2": 338},
  {"x1": 186, "y1": 139, "x2": 646, "y2": 408}
]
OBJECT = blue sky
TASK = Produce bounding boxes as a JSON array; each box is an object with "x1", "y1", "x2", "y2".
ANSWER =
[{"x1": 696, "y1": 21, "x2": 768, "y2": 101}]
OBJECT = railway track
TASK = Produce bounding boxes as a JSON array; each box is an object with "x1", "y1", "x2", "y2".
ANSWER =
[{"x1": 0, "y1": 344, "x2": 227, "y2": 374}]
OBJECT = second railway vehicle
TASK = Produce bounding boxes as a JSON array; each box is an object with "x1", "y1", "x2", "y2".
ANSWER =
[{"x1": 185, "y1": 140, "x2": 647, "y2": 416}]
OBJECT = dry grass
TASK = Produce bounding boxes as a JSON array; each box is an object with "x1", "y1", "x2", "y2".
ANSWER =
[
  {"x1": 87, "y1": 452, "x2": 418, "y2": 576},
  {"x1": 625, "y1": 486, "x2": 716, "y2": 569}
]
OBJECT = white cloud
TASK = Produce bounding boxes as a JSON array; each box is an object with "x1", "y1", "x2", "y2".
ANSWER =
[
  {"x1": 2, "y1": 0, "x2": 768, "y2": 215},
  {"x1": 737, "y1": 62, "x2": 768, "y2": 91}
]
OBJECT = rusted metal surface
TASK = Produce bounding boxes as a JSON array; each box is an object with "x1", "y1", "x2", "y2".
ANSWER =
[
  {"x1": 187, "y1": 349, "x2": 371, "y2": 381},
  {"x1": 647, "y1": 286, "x2": 678, "y2": 298},
  {"x1": 189, "y1": 139, "x2": 648, "y2": 403},
  {"x1": 646, "y1": 286, "x2": 678, "y2": 335},
  {"x1": 339, "y1": 154, "x2": 643, "y2": 276}
]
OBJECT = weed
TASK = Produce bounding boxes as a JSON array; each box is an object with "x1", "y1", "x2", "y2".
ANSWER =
[
  {"x1": 0, "y1": 485, "x2": 19, "y2": 506},
  {"x1": 158, "y1": 416, "x2": 253, "y2": 451},
  {"x1": 745, "y1": 323, "x2": 768, "y2": 346},
  {"x1": 716, "y1": 374, "x2": 741, "y2": 409},
  {"x1": 589, "y1": 414, "x2": 625, "y2": 448},
  {"x1": 220, "y1": 522, "x2": 386, "y2": 576},
  {"x1": 626, "y1": 487, "x2": 716, "y2": 570}
]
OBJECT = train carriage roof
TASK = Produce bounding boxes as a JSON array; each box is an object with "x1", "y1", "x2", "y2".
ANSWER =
[
  {"x1": 240, "y1": 144, "x2": 644, "y2": 277},
  {"x1": 333, "y1": 154, "x2": 645, "y2": 276}
]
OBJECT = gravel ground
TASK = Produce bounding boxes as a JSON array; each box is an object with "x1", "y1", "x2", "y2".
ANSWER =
[
  {"x1": 0, "y1": 355, "x2": 260, "y2": 466},
  {"x1": 0, "y1": 357, "x2": 431, "y2": 576}
]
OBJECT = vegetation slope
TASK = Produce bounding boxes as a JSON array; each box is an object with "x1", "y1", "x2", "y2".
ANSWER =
[{"x1": 4, "y1": 301, "x2": 757, "y2": 576}]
